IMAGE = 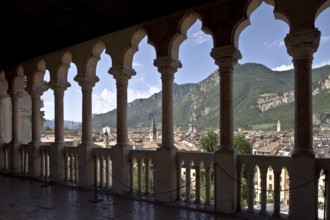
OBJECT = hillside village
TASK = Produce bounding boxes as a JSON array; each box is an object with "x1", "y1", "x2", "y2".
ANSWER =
[{"x1": 42, "y1": 118, "x2": 330, "y2": 159}]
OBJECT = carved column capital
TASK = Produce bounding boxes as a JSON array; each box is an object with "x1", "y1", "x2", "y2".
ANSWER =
[
  {"x1": 9, "y1": 89, "x2": 23, "y2": 99},
  {"x1": 210, "y1": 46, "x2": 241, "y2": 68},
  {"x1": 109, "y1": 66, "x2": 136, "y2": 86},
  {"x1": 285, "y1": 29, "x2": 320, "y2": 59},
  {"x1": 0, "y1": 74, "x2": 8, "y2": 97},
  {"x1": 27, "y1": 85, "x2": 49, "y2": 97},
  {"x1": 154, "y1": 57, "x2": 182, "y2": 80},
  {"x1": 74, "y1": 74, "x2": 99, "y2": 91},
  {"x1": 49, "y1": 81, "x2": 71, "y2": 91},
  {"x1": 0, "y1": 93, "x2": 7, "y2": 99}
]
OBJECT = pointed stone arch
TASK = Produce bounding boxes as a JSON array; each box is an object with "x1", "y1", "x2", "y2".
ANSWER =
[
  {"x1": 233, "y1": 0, "x2": 263, "y2": 48},
  {"x1": 316, "y1": 0, "x2": 330, "y2": 20},
  {"x1": 0, "y1": 70, "x2": 8, "y2": 96},
  {"x1": 123, "y1": 28, "x2": 147, "y2": 68},
  {"x1": 12, "y1": 65, "x2": 25, "y2": 92}
]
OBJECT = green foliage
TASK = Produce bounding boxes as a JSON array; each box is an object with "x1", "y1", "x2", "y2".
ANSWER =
[
  {"x1": 235, "y1": 134, "x2": 252, "y2": 155},
  {"x1": 235, "y1": 134, "x2": 252, "y2": 207},
  {"x1": 200, "y1": 130, "x2": 219, "y2": 152},
  {"x1": 44, "y1": 126, "x2": 52, "y2": 131}
]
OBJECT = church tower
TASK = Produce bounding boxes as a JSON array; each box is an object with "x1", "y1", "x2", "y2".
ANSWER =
[
  {"x1": 277, "y1": 120, "x2": 281, "y2": 132},
  {"x1": 150, "y1": 117, "x2": 157, "y2": 140}
]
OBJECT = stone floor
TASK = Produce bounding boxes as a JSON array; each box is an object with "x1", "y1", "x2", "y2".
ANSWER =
[{"x1": 0, "y1": 174, "x2": 287, "y2": 220}]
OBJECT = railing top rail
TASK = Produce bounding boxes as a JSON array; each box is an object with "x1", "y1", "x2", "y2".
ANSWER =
[
  {"x1": 93, "y1": 147, "x2": 113, "y2": 158},
  {"x1": 64, "y1": 146, "x2": 78, "y2": 154},
  {"x1": 129, "y1": 149, "x2": 156, "y2": 161},
  {"x1": 237, "y1": 154, "x2": 291, "y2": 172},
  {"x1": 176, "y1": 151, "x2": 214, "y2": 166}
]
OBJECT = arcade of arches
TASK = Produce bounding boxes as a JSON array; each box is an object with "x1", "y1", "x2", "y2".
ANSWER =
[{"x1": 1, "y1": 0, "x2": 330, "y2": 219}]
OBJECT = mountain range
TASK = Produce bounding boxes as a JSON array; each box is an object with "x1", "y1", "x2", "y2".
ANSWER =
[{"x1": 49, "y1": 63, "x2": 330, "y2": 132}]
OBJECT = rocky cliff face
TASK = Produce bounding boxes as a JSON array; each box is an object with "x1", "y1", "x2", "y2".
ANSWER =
[{"x1": 257, "y1": 75, "x2": 330, "y2": 113}]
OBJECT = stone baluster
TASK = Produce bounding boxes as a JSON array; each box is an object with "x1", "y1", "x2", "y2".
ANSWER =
[
  {"x1": 273, "y1": 169, "x2": 281, "y2": 217},
  {"x1": 259, "y1": 167, "x2": 267, "y2": 216},
  {"x1": 247, "y1": 167, "x2": 255, "y2": 213}
]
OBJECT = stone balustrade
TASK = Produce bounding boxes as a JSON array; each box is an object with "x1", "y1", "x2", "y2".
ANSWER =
[{"x1": 1, "y1": 142, "x2": 330, "y2": 218}]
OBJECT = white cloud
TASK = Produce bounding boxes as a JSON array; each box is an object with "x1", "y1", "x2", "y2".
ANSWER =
[
  {"x1": 133, "y1": 62, "x2": 143, "y2": 67},
  {"x1": 192, "y1": 31, "x2": 211, "y2": 45},
  {"x1": 321, "y1": 35, "x2": 330, "y2": 44},
  {"x1": 42, "y1": 100, "x2": 54, "y2": 120},
  {"x1": 262, "y1": 39, "x2": 284, "y2": 49},
  {"x1": 128, "y1": 84, "x2": 161, "y2": 102},
  {"x1": 271, "y1": 64, "x2": 294, "y2": 71},
  {"x1": 313, "y1": 59, "x2": 330, "y2": 68},
  {"x1": 92, "y1": 88, "x2": 117, "y2": 114}
]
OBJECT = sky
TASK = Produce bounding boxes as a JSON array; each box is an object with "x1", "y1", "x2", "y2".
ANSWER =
[{"x1": 42, "y1": 3, "x2": 330, "y2": 122}]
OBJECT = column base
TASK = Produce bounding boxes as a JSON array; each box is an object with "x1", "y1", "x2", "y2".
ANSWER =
[
  {"x1": 9, "y1": 140, "x2": 22, "y2": 174},
  {"x1": 77, "y1": 143, "x2": 95, "y2": 188},
  {"x1": 0, "y1": 140, "x2": 5, "y2": 170},
  {"x1": 154, "y1": 147, "x2": 178, "y2": 202},
  {"x1": 214, "y1": 149, "x2": 237, "y2": 214},
  {"x1": 50, "y1": 142, "x2": 66, "y2": 183},
  {"x1": 289, "y1": 154, "x2": 317, "y2": 219},
  {"x1": 28, "y1": 141, "x2": 42, "y2": 179},
  {"x1": 110, "y1": 144, "x2": 130, "y2": 195}
]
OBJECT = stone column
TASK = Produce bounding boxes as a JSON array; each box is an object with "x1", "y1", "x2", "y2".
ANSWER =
[
  {"x1": 49, "y1": 81, "x2": 69, "y2": 183},
  {"x1": 0, "y1": 72, "x2": 8, "y2": 169},
  {"x1": 153, "y1": 57, "x2": 182, "y2": 202},
  {"x1": 28, "y1": 86, "x2": 47, "y2": 178},
  {"x1": 109, "y1": 66, "x2": 135, "y2": 194},
  {"x1": 154, "y1": 57, "x2": 181, "y2": 149},
  {"x1": 75, "y1": 75, "x2": 99, "y2": 187},
  {"x1": 284, "y1": 29, "x2": 320, "y2": 220},
  {"x1": 211, "y1": 46, "x2": 241, "y2": 214},
  {"x1": 0, "y1": 93, "x2": 7, "y2": 169},
  {"x1": 9, "y1": 90, "x2": 23, "y2": 173}
]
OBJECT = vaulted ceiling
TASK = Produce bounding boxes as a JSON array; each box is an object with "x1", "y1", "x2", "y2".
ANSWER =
[{"x1": 0, "y1": 0, "x2": 213, "y2": 69}]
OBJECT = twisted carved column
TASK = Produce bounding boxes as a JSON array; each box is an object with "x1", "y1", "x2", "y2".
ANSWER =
[
  {"x1": 211, "y1": 46, "x2": 241, "y2": 151},
  {"x1": 285, "y1": 29, "x2": 320, "y2": 156},
  {"x1": 153, "y1": 57, "x2": 182, "y2": 149},
  {"x1": 109, "y1": 67, "x2": 136, "y2": 146}
]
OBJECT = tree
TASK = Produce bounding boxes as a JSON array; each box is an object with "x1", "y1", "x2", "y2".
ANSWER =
[
  {"x1": 200, "y1": 129, "x2": 219, "y2": 152},
  {"x1": 234, "y1": 133, "x2": 252, "y2": 207},
  {"x1": 235, "y1": 134, "x2": 252, "y2": 155}
]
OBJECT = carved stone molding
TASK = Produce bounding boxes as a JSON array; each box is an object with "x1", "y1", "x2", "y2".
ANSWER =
[
  {"x1": 153, "y1": 57, "x2": 182, "y2": 80},
  {"x1": 49, "y1": 80, "x2": 71, "y2": 90},
  {"x1": 74, "y1": 74, "x2": 99, "y2": 90},
  {"x1": 285, "y1": 29, "x2": 320, "y2": 59},
  {"x1": 109, "y1": 66, "x2": 136, "y2": 86},
  {"x1": 211, "y1": 46, "x2": 241, "y2": 68}
]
